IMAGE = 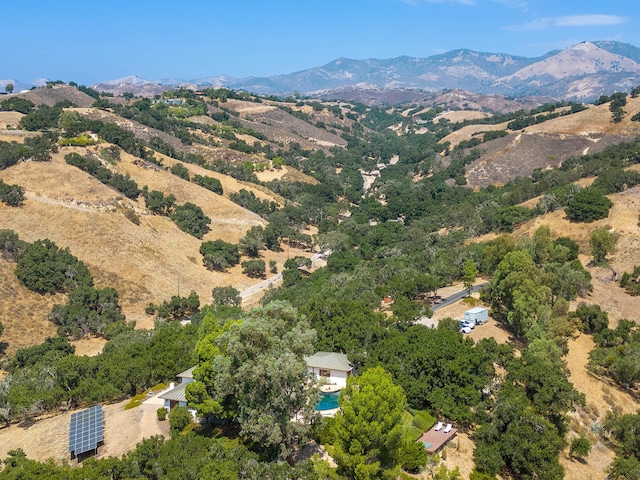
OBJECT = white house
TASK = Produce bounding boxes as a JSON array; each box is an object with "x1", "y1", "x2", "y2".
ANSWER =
[
  {"x1": 159, "y1": 367, "x2": 197, "y2": 416},
  {"x1": 306, "y1": 352, "x2": 353, "y2": 388}
]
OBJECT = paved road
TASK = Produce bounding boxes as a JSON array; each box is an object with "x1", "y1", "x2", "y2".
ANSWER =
[
  {"x1": 239, "y1": 252, "x2": 326, "y2": 299},
  {"x1": 431, "y1": 282, "x2": 488, "y2": 312},
  {"x1": 417, "y1": 282, "x2": 489, "y2": 328}
]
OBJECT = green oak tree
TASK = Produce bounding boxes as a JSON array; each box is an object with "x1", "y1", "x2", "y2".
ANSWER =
[
  {"x1": 590, "y1": 228, "x2": 619, "y2": 265},
  {"x1": 187, "y1": 302, "x2": 319, "y2": 465},
  {"x1": 331, "y1": 366, "x2": 407, "y2": 479},
  {"x1": 462, "y1": 258, "x2": 479, "y2": 296}
]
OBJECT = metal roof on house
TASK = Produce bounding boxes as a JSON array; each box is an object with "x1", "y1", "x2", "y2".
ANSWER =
[
  {"x1": 305, "y1": 352, "x2": 352, "y2": 372},
  {"x1": 159, "y1": 383, "x2": 188, "y2": 403},
  {"x1": 177, "y1": 367, "x2": 195, "y2": 379}
]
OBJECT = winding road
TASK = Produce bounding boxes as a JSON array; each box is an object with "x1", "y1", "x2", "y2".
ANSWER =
[
  {"x1": 431, "y1": 282, "x2": 488, "y2": 312},
  {"x1": 239, "y1": 251, "x2": 326, "y2": 299}
]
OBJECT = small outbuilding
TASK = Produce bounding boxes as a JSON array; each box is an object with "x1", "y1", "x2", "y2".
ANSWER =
[{"x1": 306, "y1": 352, "x2": 353, "y2": 388}]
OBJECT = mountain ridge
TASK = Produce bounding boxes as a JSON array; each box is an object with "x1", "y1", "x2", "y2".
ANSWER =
[{"x1": 5, "y1": 40, "x2": 640, "y2": 102}]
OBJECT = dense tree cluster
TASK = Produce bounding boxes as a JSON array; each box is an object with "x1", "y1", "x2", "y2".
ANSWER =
[
  {"x1": 199, "y1": 239, "x2": 240, "y2": 271},
  {"x1": 589, "y1": 319, "x2": 640, "y2": 388},
  {"x1": 145, "y1": 291, "x2": 200, "y2": 320},
  {"x1": 15, "y1": 239, "x2": 93, "y2": 294},
  {"x1": 0, "y1": 135, "x2": 59, "y2": 168},
  {"x1": 565, "y1": 187, "x2": 613, "y2": 222},
  {"x1": 0, "y1": 434, "x2": 320, "y2": 479},
  {"x1": 474, "y1": 340, "x2": 584, "y2": 479},
  {"x1": 229, "y1": 189, "x2": 278, "y2": 218},
  {"x1": 192, "y1": 174, "x2": 223, "y2": 195},
  {"x1": 0, "y1": 322, "x2": 195, "y2": 425},
  {"x1": 19, "y1": 101, "x2": 73, "y2": 131},
  {"x1": 49, "y1": 286, "x2": 126, "y2": 339},
  {"x1": 0, "y1": 96, "x2": 34, "y2": 114},
  {"x1": 187, "y1": 302, "x2": 320, "y2": 465},
  {"x1": 482, "y1": 226, "x2": 591, "y2": 339},
  {"x1": 169, "y1": 202, "x2": 211, "y2": 239},
  {"x1": 140, "y1": 188, "x2": 210, "y2": 238}
]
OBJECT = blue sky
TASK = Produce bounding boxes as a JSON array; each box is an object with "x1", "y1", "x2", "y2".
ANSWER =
[{"x1": 2, "y1": 0, "x2": 638, "y2": 84}]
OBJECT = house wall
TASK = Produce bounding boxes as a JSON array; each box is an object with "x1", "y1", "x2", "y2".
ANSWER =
[
  {"x1": 308, "y1": 367, "x2": 351, "y2": 387},
  {"x1": 330, "y1": 369, "x2": 349, "y2": 387}
]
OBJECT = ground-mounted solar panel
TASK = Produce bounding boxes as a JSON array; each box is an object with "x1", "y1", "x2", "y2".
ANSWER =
[{"x1": 68, "y1": 404, "x2": 104, "y2": 457}]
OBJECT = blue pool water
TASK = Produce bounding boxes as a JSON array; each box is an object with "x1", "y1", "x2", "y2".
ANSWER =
[{"x1": 315, "y1": 391, "x2": 340, "y2": 411}]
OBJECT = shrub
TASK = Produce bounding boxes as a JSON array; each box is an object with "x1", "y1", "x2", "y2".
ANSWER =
[
  {"x1": 621, "y1": 265, "x2": 640, "y2": 296},
  {"x1": 0, "y1": 179, "x2": 25, "y2": 206},
  {"x1": 170, "y1": 202, "x2": 211, "y2": 239},
  {"x1": 399, "y1": 441, "x2": 428, "y2": 474},
  {"x1": 569, "y1": 436, "x2": 591, "y2": 458},
  {"x1": 157, "y1": 407, "x2": 167, "y2": 421},
  {"x1": 211, "y1": 286, "x2": 241, "y2": 306},
  {"x1": 411, "y1": 409, "x2": 436, "y2": 432},
  {"x1": 192, "y1": 174, "x2": 223, "y2": 195},
  {"x1": 241, "y1": 259, "x2": 266, "y2": 278},
  {"x1": 58, "y1": 134, "x2": 96, "y2": 146},
  {"x1": 170, "y1": 162, "x2": 190, "y2": 180},
  {"x1": 169, "y1": 406, "x2": 192, "y2": 435},
  {"x1": 123, "y1": 208, "x2": 141, "y2": 225},
  {"x1": 565, "y1": 188, "x2": 613, "y2": 222},
  {"x1": 573, "y1": 303, "x2": 609, "y2": 334}
]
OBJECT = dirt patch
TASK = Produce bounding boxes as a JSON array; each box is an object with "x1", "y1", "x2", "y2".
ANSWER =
[
  {"x1": 0, "y1": 112, "x2": 23, "y2": 129},
  {"x1": 465, "y1": 131, "x2": 629, "y2": 188},
  {"x1": 0, "y1": 397, "x2": 169, "y2": 465},
  {"x1": 439, "y1": 122, "x2": 509, "y2": 149},
  {"x1": 71, "y1": 337, "x2": 107, "y2": 357},
  {"x1": 456, "y1": 98, "x2": 640, "y2": 188},
  {"x1": 438, "y1": 431, "x2": 476, "y2": 479},
  {"x1": 255, "y1": 165, "x2": 319, "y2": 185},
  {"x1": 244, "y1": 107, "x2": 347, "y2": 148},
  {"x1": 0, "y1": 259, "x2": 60, "y2": 357},
  {"x1": 14, "y1": 85, "x2": 96, "y2": 108},
  {"x1": 435, "y1": 110, "x2": 492, "y2": 123}
]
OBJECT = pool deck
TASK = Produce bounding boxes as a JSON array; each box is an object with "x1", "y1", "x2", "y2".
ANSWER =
[
  {"x1": 419, "y1": 426, "x2": 458, "y2": 454},
  {"x1": 319, "y1": 384, "x2": 342, "y2": 393}
]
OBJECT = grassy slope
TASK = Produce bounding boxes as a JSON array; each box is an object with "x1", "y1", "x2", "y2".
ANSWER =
[{"x1": 0, "y1": 144, "x2": 302, "y2": 348}]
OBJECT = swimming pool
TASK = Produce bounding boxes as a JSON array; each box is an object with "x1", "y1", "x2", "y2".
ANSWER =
[{"x1": 315, "y1": 391, "x2": 340, "y2": 411}]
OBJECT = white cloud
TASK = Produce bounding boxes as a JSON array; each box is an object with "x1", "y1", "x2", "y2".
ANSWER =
[
  {"x1": 555, "y1": 14, "x2": 627, "y2": 27},
  {"x1": 509, "y1": 14, "x2": 628, "y2": 31}
]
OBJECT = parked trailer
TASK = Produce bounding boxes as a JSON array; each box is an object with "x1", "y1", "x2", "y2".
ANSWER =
[{"x1": 464, "y1": 307, "x2": 488, "y2": 326}]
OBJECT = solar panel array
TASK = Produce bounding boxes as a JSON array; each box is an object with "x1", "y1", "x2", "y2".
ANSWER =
[{"x1": 68, "y1": 404, "x2": 104, "y2": 456}]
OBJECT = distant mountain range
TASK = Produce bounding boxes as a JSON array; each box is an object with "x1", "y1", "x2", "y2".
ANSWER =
[{"x1": 5, "y1": 41, "x2": 640, "y2": 103}]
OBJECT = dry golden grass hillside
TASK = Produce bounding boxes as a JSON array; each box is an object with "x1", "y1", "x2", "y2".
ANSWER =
[{"x1": 0, "y1": 144, "x2": 314, "y2": 355}]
